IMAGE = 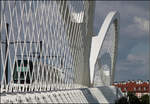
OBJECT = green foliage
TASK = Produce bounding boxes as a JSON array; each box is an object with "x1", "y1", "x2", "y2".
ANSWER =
[
  {"x1": 115, "y1": 97, "x2": 129, "y2": 104},
  {"x1": 116, "y1": 92, "x2": 150, "y2": 104},
  {"x1": 127, "y1": 91, "x2": 141, "y2": 104},
  {"x1": 141, "y1": 94, "x2": 149, "y2": 104}
]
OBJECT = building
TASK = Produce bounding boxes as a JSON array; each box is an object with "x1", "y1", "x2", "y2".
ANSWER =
[{"x1": 113, "y1": 80, "x2": 150, "y2": 98}]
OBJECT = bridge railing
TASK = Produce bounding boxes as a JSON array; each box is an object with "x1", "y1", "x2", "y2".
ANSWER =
[{"x1": 0, "y1": 1, "x2": 95, "y2": 93}]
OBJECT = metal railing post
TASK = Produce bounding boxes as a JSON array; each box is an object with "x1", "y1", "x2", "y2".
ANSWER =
[
  {"x1": 0, "y1": 1, "x2": 1, "y2": 88},
  {"x1": 5, "y1": 23, "x2": 9, "y2": 84}
]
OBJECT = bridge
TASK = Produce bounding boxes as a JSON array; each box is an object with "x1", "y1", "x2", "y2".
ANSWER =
[{"x1": 0, "y1": 1, "x2": 123, "y2": 103}]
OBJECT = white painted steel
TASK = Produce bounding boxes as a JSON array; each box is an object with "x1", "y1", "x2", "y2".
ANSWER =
[
  {"x1": 0, "y1": 1, "x2": 95, "y2": 93},
  {"x1": 0, "y1": 1, "x2": 122, "y2": 103},
  {"x1": 90, "y1": 11, "x2": 119, "y2": 85},
  {"x1": 1, "y1": 86, "x2": 123, "y2": 103}
]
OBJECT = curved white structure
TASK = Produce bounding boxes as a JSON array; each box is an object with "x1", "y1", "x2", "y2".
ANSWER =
[
  {"x1": 0, "y1": 1, "x2": 123, "y2": 103},
  {"x1": 90, "y1": 11, "x2": 120, "y2": 85}
]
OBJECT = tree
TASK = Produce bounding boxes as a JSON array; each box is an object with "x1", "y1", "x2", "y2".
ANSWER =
[
  {"x1": 141, "y1": 94, "x2": 149, "y2": 104},
  {"x1": 115, "y1": 97, "x2": 129, "y2": 104},
  {"x1": 127, "y1": 92, "x2": 141, "y2": 104}
]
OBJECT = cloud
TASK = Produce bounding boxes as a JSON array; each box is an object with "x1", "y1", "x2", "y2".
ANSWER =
[
  {"x1": 127, "y1": 54, "x2": 145, "y2": 63},
  {"x1": 115, "y1": 52, "x2": 149, "y2": 81},
  {"x1": 94, "y1": 1, "x2": 149, "y2": 38},
  {"x1": 94, "y1": 1, "x2": 149, "y2": 81},
  {"x1": 115, "y1": 60, "x2": 148, "y2": 81},
  {"x1": 122, "y1": 17, "x2": 149, "y2": 38},
  {"x1": 134, "y1": 16, "x2": 149, "y2": 33}
]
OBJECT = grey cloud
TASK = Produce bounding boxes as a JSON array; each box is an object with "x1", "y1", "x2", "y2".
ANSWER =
[
  {"x1": 94, "y1": 1, "x2": 149, "y2": 81},
  {"x1": 134, "y1": 16, "x2": 149, "y2": 33},
  {"x1": 115, "y1": 52, "x2": 149, "y2": 81}
]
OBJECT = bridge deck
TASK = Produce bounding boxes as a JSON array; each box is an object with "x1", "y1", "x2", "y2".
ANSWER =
[{"x1": 1, "y1": 86, "x2": 123, "y2": 103}]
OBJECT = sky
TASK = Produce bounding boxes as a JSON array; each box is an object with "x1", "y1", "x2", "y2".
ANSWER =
[{"x1": 93, "y1": 1, "x2": 150, "y2": 82}]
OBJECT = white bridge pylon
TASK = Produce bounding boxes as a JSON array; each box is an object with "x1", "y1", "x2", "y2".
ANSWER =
[
  {"x1": 90, "y1": 11, "x2": 120, "y2": 85},
  {"x1": 0, "y1": 1, "x2": 123, "y2": 102}
]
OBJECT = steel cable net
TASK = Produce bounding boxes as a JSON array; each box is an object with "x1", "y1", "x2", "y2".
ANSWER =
[
  {"x1": 93, "y1": 22, "x2": 117, "y2": 86},
  {"x1": 0, "y1": 1, "x2": 93, "y2": 93}
]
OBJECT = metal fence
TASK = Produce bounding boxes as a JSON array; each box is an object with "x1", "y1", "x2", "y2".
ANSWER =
[
  {"x1": 0, "y1": 1, "x2": 122, "y2": 103},
  {"x1": 0, "y1": 1, "x2": 95, "y2": 93}
]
